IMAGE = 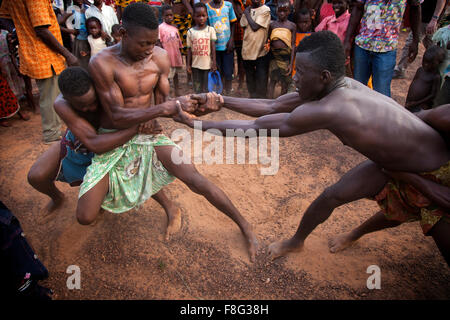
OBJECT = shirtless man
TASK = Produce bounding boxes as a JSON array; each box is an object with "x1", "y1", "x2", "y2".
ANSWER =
[
  {"x1": 80, "y1": 3, "x2": 258, "y2": 261},
  {"x1": 175, "y1": 31, "x2": 450, "y2": 264},
  {"x1": 27, "y1": 66, "x2": 188, "y2": 240}
]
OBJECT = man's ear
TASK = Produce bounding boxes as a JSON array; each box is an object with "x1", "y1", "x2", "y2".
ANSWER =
[
  {"x1": 119, "y1": 26, "x2": 127, "y2": 38},
  {"x1": 321, "y1": 69, "x2": 332, "y2": 84}
]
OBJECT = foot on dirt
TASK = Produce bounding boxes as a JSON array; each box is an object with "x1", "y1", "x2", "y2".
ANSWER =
[
  {"x1": 45, "y1": 193, "x2": 65, "y2": 213},
  {"x1": 165, "y1": 207, "x2": 182, "y2": 241},
  {"x1": 0, "y1": 120, "x2": 11, "y2": 127},
  {"x1": 19, "y1": 111, "x2": 30, "y2": 121},
  {"x1": 328, "y1": 232, "x2": 357, "y2": 253},
  {"x1": 267, "y1": 239, "x2": 304, "y2": 260},
  {"x1": 244, "y1": 228, "x2": 259, "y2": 263}
]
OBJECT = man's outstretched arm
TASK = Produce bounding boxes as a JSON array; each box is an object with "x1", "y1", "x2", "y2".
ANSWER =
[
  {"x1": 175, "y1": 101, "x2": 334, "y2": 137},
  {"x1": 193, "y1": 92, "x2": 305, "y2": 117}
]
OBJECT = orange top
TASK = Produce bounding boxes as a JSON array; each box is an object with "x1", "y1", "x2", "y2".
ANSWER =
[
  {"x1": 292, "y1": 32, "x2": 311, "y2": 76},
  {"x1": 0, "y1": 0, "x2": 66, "y2": 79}
]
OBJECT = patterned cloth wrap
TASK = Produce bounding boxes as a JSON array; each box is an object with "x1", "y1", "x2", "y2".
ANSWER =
[
  {"x1": 79, "y1": 129, "x2": 178, "y2": 213},
  {"x1": 373, "y1": 160, "x2": 450, "y2": 235},
  {"x1": 173, "y1": 13, "x2": 192, "y2": 56},
  {"x1": 269, "y1": 47, "x2": 292, "y2": 86}
]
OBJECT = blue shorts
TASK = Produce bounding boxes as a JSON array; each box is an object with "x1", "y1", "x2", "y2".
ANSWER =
[
  {"x1": 216, "y1": 50, "x2": 234, "y2": 81},
  {"x1": 56, "y1": 130, "x2": 94, "y2": 186}
]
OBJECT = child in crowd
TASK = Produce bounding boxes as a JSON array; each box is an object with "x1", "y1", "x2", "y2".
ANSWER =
[
  {"x1": 187, "y1": 2, "x2": 217, "y2": 93},
  {"x1": 86, "y1": 17, "x2": 112, "y2": 59},
  {"x1": 267, "y1": 0, "x2": 296, "y2": 98},
  {"x1": 206, "y1": 0, "x2": 237, "y2": 94},
  {"x1": 111, "y1": 24, "x2": 122, "y2": 44},
  {"x1": 315, "y1": 0, "x2": 350, "y2": 43},
  {"x1": 159, "y1": 5, "x2": 184, "y2": 96},
  {"x1": 405, "y1": 45, "x2": 446, "y2": 113},
  {"x1": 295, "y1": 7, "x2": 313, "y2": 47},
  {"x1": 292, "y1": 7, "x2": 313, "y2": 77}
]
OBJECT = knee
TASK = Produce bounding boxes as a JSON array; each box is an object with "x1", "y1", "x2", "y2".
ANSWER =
[
  {"x1": 76, "y1": 209, "x2": 96, "y2": 225},
  {"x1": 27, "y1": 167, "x2": 46, "y2": 187},
  {"x1": 320, "y1": 186, "x2": 347, "y2": 207}
]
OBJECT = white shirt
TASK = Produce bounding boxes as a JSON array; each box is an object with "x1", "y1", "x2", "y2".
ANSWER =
[
  {"x1": 88, "y1": 35, "x2": 107, "y2": 58},
  {"x1": 85, "y1": 3, "x2": 118, "y2": 37}
]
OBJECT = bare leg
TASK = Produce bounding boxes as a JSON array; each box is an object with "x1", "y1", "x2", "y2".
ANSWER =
[
  {"x1": 76, "y1": 174, "x2": 109, "y2": 225},
  {"x1": 23, "y1": 75, "x2": 38, "y2": 113},
  {"x1": 152, "y1": 189, "x2": 181, "y2": 241},
  {"x1": 173, "y1": 73, "x2": 180, "y2": 97},
  {"x1": 27, "y1": 142, "x2": 65, "y2": 213},
  {"x1": 268, "y1": 160, "x2": 389, "y2": 260},
  {"x1": 428, "y1": 219, "x2": 450, "y2": 266},
  {"x1": 329, "y1": 211, "x2": 402, "y2": 253},
  {"x1": 154, "y1": 145, "x2": 259, "y2": 262}
]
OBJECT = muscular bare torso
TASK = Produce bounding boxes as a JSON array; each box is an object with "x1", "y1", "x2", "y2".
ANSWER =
[
  {"x1": 292, "y1": 78, "x2": 450, "y2": 172},
  {"x1": 94, "y1": 45, "x2": 169, "y2": 129}
]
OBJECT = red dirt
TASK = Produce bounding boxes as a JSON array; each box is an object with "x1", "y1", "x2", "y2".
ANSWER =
[{"x1": 0, "y1": 32, "x2": 449, "y2": 300}]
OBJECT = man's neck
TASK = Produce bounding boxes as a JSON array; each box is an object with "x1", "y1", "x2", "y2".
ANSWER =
[
  {"x1": 317, "y1": 76, "x2": 347, "y2": 100},
  {"x1": 95, "y1": 3, "x2": 103, "y2": 10},
  {"x1": 211, "y1": 0, "x2": 223, "y2": 8}
]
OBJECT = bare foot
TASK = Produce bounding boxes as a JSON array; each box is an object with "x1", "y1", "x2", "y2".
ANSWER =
[
  {"x1": 18, "y1": 110, "x2": 30, "y2": 121},
  {"x1": 0, "y1": 120, "x2": 11, "y2": 127},
  {"x1": 45, "y1": 194, "x2": 65, "y2": 213},
  {"x1": 328, "y1": 232, "x2": 357, "y2": 253},
  {"x1": 268, "y1": 239, "x2": 304, "y2": 260},
  {"x1": 165, "y1": 207, "x2": 181, "y2": 241},
  {"x1": 244, "y1": 228, "x2": 259, "y2": 263}
]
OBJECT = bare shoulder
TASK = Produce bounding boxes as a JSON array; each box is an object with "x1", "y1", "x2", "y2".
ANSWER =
[
  {"x1": 89, "y1": 46, "x2": 118, "y2": 74},
  {"x1": 53, "y1": 95, "x2": 79, "y2": 123},
  {"x1": 152, "y1": 46, "x2": 170, "y2": 65}
]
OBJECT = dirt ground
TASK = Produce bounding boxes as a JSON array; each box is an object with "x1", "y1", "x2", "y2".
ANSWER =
[{"x1": 1, "y1": 32, "x2": 449, "y2": 300}]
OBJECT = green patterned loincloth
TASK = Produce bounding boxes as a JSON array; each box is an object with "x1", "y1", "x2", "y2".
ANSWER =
[{"x1": 79, "y1": 130, "x2": 178, "y2": 213}]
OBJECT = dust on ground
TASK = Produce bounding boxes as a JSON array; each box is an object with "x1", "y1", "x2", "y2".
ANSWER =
[{"x1": 0, "y1": 32, "x2": 449, "y2": 300}]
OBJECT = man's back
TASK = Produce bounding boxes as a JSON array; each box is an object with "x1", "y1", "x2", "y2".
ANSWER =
[{"x1": 299, "y1": 78, "x2": 450, "y2": 172}]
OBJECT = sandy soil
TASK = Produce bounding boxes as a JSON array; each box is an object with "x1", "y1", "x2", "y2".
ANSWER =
[{"x1": 1, "y1": 32, "x2": 449, "y2": 300}]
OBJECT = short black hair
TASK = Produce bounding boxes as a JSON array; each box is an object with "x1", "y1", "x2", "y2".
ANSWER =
[
  {"x1": 296, "y1": 7, "x2": 311, "y2": 19},
  {"x1": 58, "y1": 67, "x2": 93, "y2": 97},
  {"x1": 122, "y1": 2, "x2": 158, "y2": 30},
  {"x1": 161, "y1": 4, "x2": 172, "y2": 16},
  {"x1": 296, "y1": 31, "x2": 345, "y2": 78},
  {"x1": 423, "y1": 44, "x2": 446, "y2": 63},
  {"x1": 194, "y1": 2, "x2": 207, "y2": 14},
  {"x1": 86, "y1": 16, "x2": 102, "y2": 28},
  {"x1": 111, "y1": 24, "x2": 121, "y2": 35},
  {"x1": 277, "y1": 0, "x2": 291, "y2": 8}
]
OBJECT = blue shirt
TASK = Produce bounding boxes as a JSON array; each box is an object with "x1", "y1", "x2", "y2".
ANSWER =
[
  {"x1": 73, "y1": 10, "x2": 88, "y2": 41},
  {"x1": 206, "y1": 1, "x2": 237, "y2": 51}
]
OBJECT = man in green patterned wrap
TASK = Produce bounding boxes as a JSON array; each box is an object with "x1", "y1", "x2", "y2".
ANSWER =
[{"x1": 79, "y1": 3, "x2": 258, "y2": 262}]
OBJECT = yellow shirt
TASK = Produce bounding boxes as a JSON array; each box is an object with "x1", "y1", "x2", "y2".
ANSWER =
[{"x1": 0, "y1": 0, "x2": 66, "y2": 79}]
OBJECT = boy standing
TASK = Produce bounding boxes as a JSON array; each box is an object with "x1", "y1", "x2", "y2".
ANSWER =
[
  {"x1": 240, "y1": 0, "x2": 271, "y2": 98},
  {"x1": 187, "y1": 2, "x2": 217, "y2": 93},
  {"x1": 159, "y1": 5, "x2": 184, "y2": 96},
  {"x1": 206, "y1": 0, "x2": 237, "y2": 94}
]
